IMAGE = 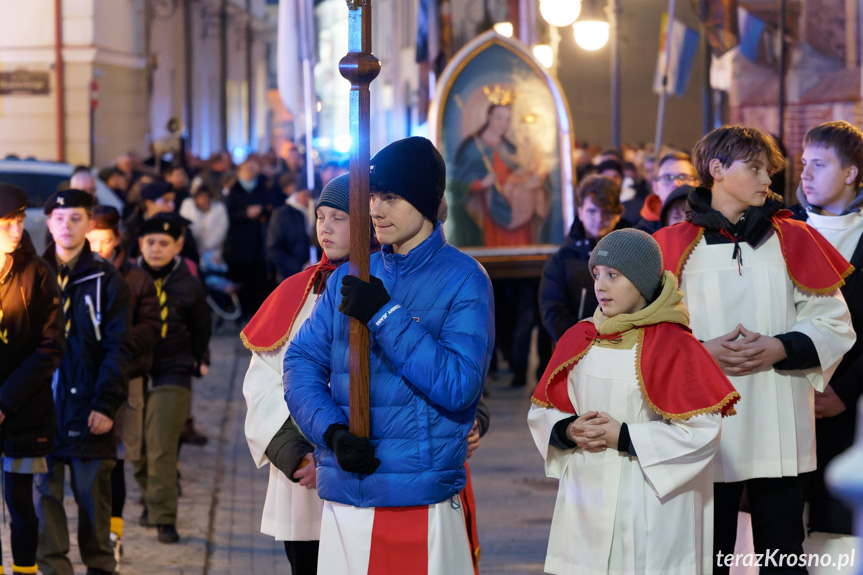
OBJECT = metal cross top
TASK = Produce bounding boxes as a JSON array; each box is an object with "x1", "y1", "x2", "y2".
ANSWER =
[{"x1": 339, "y1": 0, "x2": 380, "y2": 438}]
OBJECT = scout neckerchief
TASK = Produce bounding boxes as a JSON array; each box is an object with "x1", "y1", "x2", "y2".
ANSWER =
[
  {"x1": 58, "y1": 265, "x2": 71, "y2": 336},
  {"x1": 142, "y1": 258, "x2": 177, "y2": 339}
]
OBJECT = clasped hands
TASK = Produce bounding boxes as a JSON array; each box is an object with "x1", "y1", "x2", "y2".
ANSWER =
[
  {"x1": 702, "y1": 324, "x2": 787, "y2": 377},
  {"x1": 565, "y1": 412, "x2": 621, "y2": 453}
]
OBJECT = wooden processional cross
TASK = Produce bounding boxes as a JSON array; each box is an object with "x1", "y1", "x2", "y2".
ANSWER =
[{"x1": 340, "y1": 0, "x2": 380, "y2": 437}]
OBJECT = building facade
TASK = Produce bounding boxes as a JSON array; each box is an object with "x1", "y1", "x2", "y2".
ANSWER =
[{"x1": 0, "y1": 0, "x2": 275, "y2": 167}]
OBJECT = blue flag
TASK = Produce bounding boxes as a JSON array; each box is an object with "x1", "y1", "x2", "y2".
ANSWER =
[{"x1": 738, "y1": 8, "x2": 765, "y2": 62}]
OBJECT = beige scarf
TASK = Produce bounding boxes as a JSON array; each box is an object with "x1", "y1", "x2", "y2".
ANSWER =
[{"x1": 590, "y1": 270, "x2": 690, "y2": 349}]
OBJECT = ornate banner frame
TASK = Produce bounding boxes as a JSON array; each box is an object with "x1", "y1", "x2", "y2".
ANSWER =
[{"x1": 430, "y1": 30, "x2": 574, "y2": 266}]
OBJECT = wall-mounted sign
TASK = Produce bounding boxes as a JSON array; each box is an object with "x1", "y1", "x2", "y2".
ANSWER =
[{"x1": 0, "y1": 70, "x2": 51, "y2": 95}]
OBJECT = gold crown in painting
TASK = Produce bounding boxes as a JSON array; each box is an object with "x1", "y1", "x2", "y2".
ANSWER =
[{"x1": 483, "y1": 85, "x2": 514, "y2": 106}]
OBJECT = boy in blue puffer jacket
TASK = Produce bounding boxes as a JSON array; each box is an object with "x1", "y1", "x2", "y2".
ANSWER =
[{"x1": 284, "y1": 137, "x2": 494, "y2": 574}]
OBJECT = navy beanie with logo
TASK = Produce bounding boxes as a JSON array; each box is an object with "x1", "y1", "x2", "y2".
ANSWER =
[{"x1": 369, "y1": 137, "x2": 446, "y2": 222}]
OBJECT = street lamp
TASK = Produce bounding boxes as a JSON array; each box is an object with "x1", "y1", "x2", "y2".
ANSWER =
[
  {"x1": 572, "y1": 0, "x2": 620, "y2": 148},
  {"x1": 572, "y1": 0, "x2": 609, "y2": 51},
  {"x1": 539, "y1": 0, "x2": 581, "y2": 27},
  {"x1": 573, "y1": 20, "x2": 609, "y2": 51}
]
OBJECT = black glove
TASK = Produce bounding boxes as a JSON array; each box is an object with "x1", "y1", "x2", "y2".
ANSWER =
[
  {"x1": 339, "y1": 275, "x2": 391, "y2": 324},
  {"x1": 324, "y1": 423, "x2": 380, "y2": 475}
]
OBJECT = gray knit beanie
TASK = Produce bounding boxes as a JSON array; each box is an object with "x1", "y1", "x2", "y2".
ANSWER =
[
  {"x1": 316, "y1": 172, "x2": 350, "y2": 215},
  {"x1": 588, "y1": 228, "x2": 664, "y2": 302}
]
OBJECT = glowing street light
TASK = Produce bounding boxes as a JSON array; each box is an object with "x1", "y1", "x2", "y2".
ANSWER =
[
  {"x1": 573, "y1": 20, "x2": 609, "y2": 51},
  {"x1": 539, "y1": 0, "x2": 582, "y2": 27},
  {"x1": 572, "y1": 0, "x2": 610, "y2": 51}
]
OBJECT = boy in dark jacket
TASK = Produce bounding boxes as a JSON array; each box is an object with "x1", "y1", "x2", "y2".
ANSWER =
[
  {"x1": 36, "y1": 189, "x2": 130, "y2": 575},
  {"x1": 0, "y1": 183, "x2": 65, "y2": 575},
  {"x1": 134, "y1": 212, "x2": 211, "y2": 544},
  {"x1": 539, "y1": 175, "x2": 626, "y2": 341},
  {"x1": 87, "y1": 205, "x2": 161, "y2": 563}
]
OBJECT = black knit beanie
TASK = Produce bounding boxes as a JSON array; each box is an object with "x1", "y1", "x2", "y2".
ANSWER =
[{"x1": 369, "y1": 137, "x2": 446, "y2": 222}]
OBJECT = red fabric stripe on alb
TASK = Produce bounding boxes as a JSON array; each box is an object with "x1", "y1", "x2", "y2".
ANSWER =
[{"x1": 367, "y1": 506, "x2": 429, "y2": 574}]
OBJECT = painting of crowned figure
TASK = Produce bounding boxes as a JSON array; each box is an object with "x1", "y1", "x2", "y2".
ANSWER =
[{"x1": 432, "y1": 31, "x2": 573, "y2": 250}]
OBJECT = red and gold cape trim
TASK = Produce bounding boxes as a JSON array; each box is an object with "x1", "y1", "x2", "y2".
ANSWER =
[
  {"x1": 531, "y1": 321, "x2": 740, "y2": 420},
  {"x1": 653, "y1": 212, "x2": 854, "y2": 294},
  {"x1": 239, "y1": 255, "x2": 331, "y2": 353}
]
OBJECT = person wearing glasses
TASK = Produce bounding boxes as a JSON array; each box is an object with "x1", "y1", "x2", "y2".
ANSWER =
[{"x1": 637, "y1": 151, "x2": 698, "y2": 233}]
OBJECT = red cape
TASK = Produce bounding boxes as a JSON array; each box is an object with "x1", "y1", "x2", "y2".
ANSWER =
[
  {"x1": 532, "y1": 321, "x2": 740, "y2": 420},
  {"x1": 240, "y1": 255, "x2": 332, "y2": 352},
  {"x1": 653, "y1": 211, "x2": 854, "y2": 294}
]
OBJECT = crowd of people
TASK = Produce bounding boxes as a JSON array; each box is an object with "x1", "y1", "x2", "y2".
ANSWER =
[
  {"x1": 1, "y1": 119, "x2": 862, "y2": 575},
  {"x1": 0, "y1": 144, "x2": 339, "y2": 574}
]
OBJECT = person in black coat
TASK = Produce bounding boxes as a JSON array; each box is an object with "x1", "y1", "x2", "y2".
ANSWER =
[
  {"x1": 36, "y1": 189, "x2": 130, "y2": 575},
  {"x1": 540, "y1": 175, "x2": 628, "y2": 341},
  {"x1": 224, "y1": 159, "x2": 274, "y2": 318},
  {"x1": 0, "y1": 184, "x2": 65, "y2": 574}
]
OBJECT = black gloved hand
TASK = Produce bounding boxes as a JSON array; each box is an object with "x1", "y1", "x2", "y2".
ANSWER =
[
  {"x1": 339, "y1": 275, "x2": 391, "y2": 324},
  {"x1": 324, "y1": 423, "x2": 381, "y2": 475}
]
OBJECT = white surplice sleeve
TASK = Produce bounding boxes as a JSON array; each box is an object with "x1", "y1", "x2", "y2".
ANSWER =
[
  {"x1": 628, "y1": 413, "x2": 721, "y2": 499},
  {"x1": 527, "y1": 404, "x2": 574, "y2": 479},
  {"x1": 242, "y1": 348, "x2": 289, "y2": 468},
  {"x1": 787, "y1": 287, "x2": 855, "y2": 392}
]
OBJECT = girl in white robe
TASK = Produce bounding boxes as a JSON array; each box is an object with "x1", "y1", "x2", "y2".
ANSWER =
[{"x1": 241, "y1": 173, "x2": 364, "y2": 574}]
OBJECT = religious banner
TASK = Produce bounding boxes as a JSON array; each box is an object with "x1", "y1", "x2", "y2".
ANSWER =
[{"x1": 430, "y1": 30, "x2": 573, "y2": 257}]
